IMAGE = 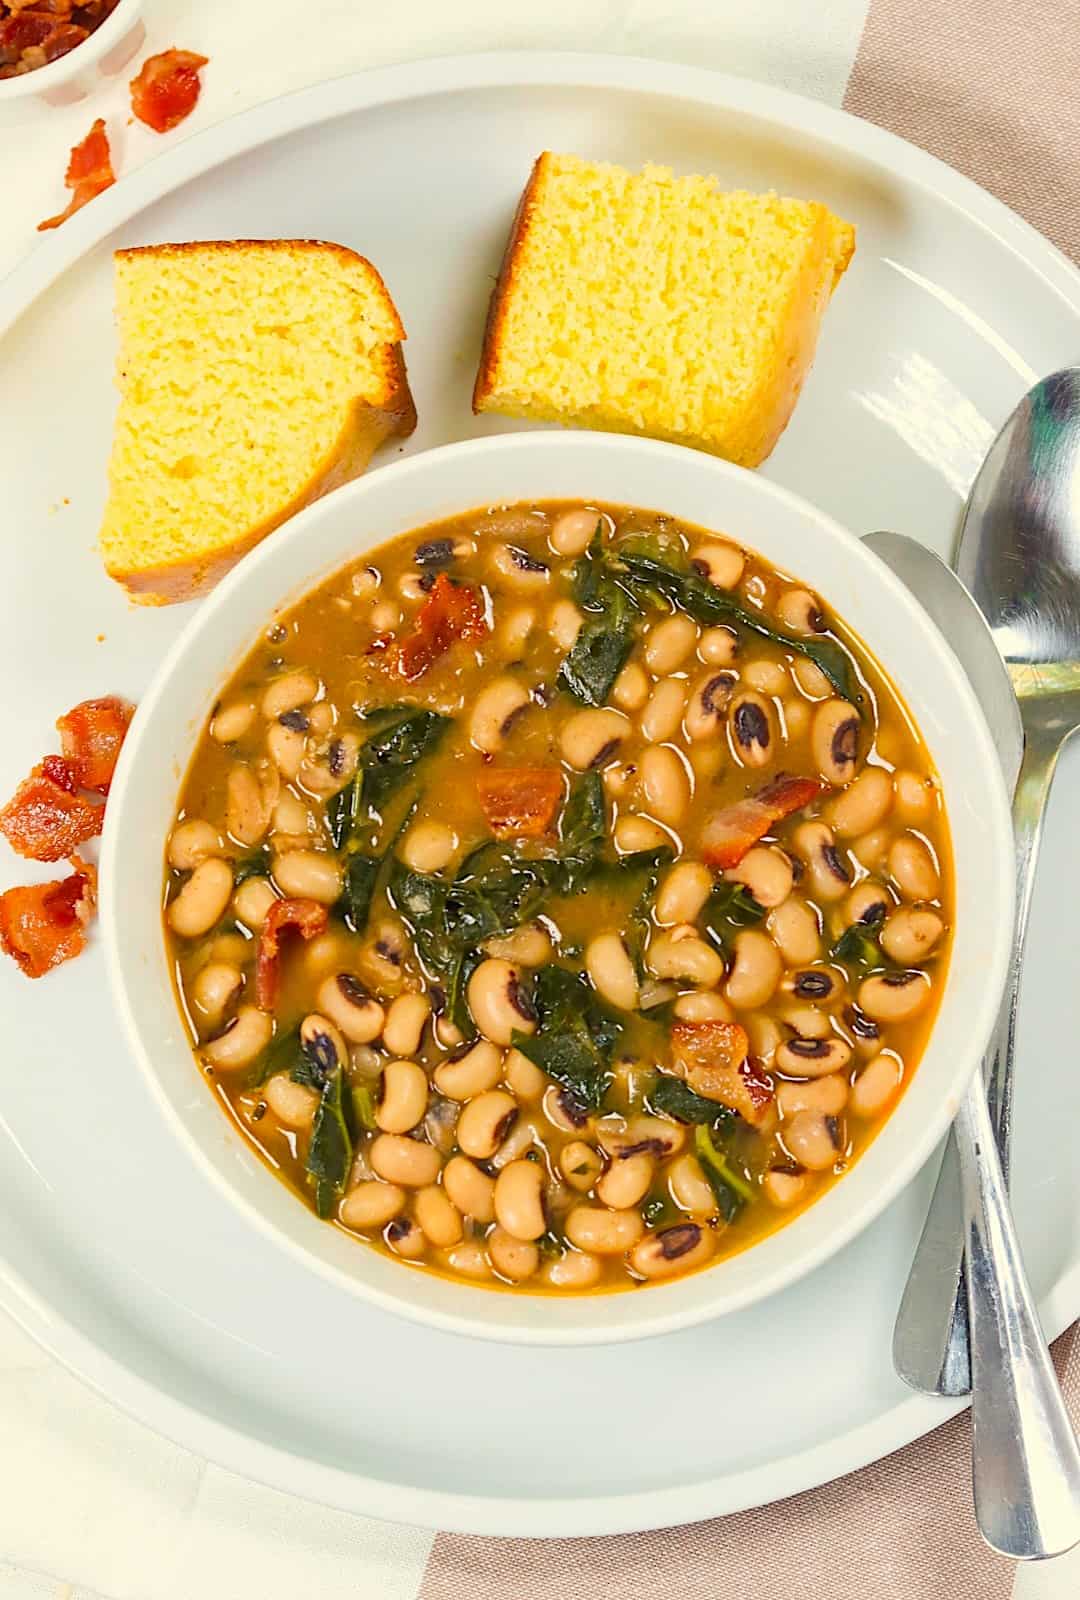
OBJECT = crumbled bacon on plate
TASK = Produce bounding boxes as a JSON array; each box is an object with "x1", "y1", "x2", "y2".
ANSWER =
[
  {"x1": 256, "y1": 897, "x2": 329, "y2": 1011},
  {"x1": 477, "y1": 767, "x2": 564, "y2": 839},
  {"x1": 379, "y1": 573, "x2": 489, "y2": 681},
  {"x1": 700, "y1": 772, "x2": 824, "y2": 870},
  {"x1": 37, "y1": 116, "x2": 115, "y2": 232},
  {"x1": 0, "y1": 763, "x2": 103, "y2": 861},
  {"x1": 0, "y1": 855, "x2": 96, "y2": 978},
  {"x1": 57, "y1": 695, "x2": 134, "y2": 793},
  {"x1": 668, "y1": 1019, "x2": 773, "y2": 1126},
  {"x1": 130, "y1": 47, "x2": 208, "y2": 133}
]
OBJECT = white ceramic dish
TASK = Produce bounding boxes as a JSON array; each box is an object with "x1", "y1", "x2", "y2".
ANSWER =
[
  {"x1": 102, "y1": 430, "x2": 1013, "y2": 1346},
  {"x1": 0, "y1": 0, "x2": 143, "y2": 113},
  {"x1": 1, "y1": 52, "x2": 1079, "y2": 1534}
]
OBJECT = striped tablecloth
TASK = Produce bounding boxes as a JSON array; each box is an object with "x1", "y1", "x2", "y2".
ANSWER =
[{"x1": 2, "y1": 1, "x2": 1078, "y2": 1595}]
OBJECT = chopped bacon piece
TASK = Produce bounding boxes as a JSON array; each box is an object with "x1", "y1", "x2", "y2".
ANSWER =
[
  {"x1": 668, "y1": 1020, "x2": 773, "y2": 1125},
  {"x1": 383, "y1": 573, "x2": 488, "y2": 680},
  {"x1": 701, "y1": 773, "x2": 824, "y2": 870},
  {"x1": 0, "y1": 858, "x2": 96, "y2": 978},
  {"x1": 477, "y1": 767, "x2": 564, "y2": 839},
  {"x1": 0, "y1": 764, "x2": 103, "y2": 861},
  {"x1": 37, "y1": 117, "x2": 115, "y2": 232},
  {"x1": 56, "y1": 695, "x2": 134, "y2": 794},
  {"x1": 40, "y1": 754, "x2": 77, "y2": 793},
  {"x1": 255, "y1": 897, "x2": 328, "y2": 1011},
  {"x1": 130, "y1": 47, "x2": 208, "y2": 133}
]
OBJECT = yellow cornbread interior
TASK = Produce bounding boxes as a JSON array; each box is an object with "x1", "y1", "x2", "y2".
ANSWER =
[
  {"x1": 478, "y1": 154, "x2": 855, "y2": 468},
  {"x1": 100, "y1": 242, "x2": 403, "y2": 594}
]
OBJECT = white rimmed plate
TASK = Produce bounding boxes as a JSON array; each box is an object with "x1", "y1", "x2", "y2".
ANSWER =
[{"x1": 0, "y1": 52, "x2": 1078, "y2": 1537}]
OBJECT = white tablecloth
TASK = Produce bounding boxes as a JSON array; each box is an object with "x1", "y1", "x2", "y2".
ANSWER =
[{"x1": 1, "y1": 1, "x2": 1077, "y2": 1594}]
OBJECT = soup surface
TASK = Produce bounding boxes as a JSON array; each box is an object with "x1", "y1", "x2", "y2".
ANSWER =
[{"x1": 165, "y1": 501, "x2": 952, "y2": 1293}]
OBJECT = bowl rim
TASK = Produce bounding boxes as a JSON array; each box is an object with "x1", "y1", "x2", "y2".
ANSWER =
[
  {"x1": 100, "y1": 429, "x2": 1015, "y2": 1345},
  {"x1": 0, "y1": 0, "x2": 142, "y2": 98}
]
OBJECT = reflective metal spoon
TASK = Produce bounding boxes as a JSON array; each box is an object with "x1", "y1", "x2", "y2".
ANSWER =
[{"x1": 868, "y1": 533, "x2": 1080, "y2": 1558}]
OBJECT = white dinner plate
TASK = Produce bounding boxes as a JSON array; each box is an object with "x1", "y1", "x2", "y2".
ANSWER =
[{"x1": 1, "y1": 52, "x2": 1078, "y2": 1539}]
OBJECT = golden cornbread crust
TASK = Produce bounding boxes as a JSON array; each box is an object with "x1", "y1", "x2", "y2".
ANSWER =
[
  {"x1": 102, "y1": 240, "x2": 416, "y2": 606},
  {"x1": 473, "y1": 154, "x2": 855, "y2": 468}
]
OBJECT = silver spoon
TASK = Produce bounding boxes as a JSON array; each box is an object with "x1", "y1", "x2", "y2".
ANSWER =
[{"x1": 867, "y1": 530, "x2": 1080, "y2": 1559}]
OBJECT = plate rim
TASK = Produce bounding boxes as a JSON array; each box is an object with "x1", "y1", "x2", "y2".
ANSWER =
[{"x1": 1, "y1": 49, "x2": 1079, "y2": 1537}]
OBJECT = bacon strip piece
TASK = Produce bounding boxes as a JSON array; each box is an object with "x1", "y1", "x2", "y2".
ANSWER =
[
  {"x1": 669, "y1": 1020, "x2": 773, "y2": 1126},
  {"x1": 0, "y1": 856, "x2": 96, "y2": 979},
  {"x1": 255, "y1": 897, "x2": 328, "y2": 1011},
  {"x1": 0, "y1": 764, "x2": 103, "y2": 861},
  {"x1": 37, "y1": 117, "x2": 115, "y2": 232},
  {"x1": 381, "y1": 573, "x2": 488, "y2": 681},
  {"x1": 700, "y1": 773, "x2": 824, "y2": 870},
  {"x1": 130, "y1": 47, "x2": 208, "y2": 133},
  {"x1": 57, "y1": 695, "x2": 134, "y2": 794},
  {"x1": 477, "y1": 767, "x2": 564, "y2": 839}
]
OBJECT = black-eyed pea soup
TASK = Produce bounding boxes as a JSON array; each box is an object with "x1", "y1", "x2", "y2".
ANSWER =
[{"x1": 165, "y1": 502, "x2": 953, "y2": 1293}]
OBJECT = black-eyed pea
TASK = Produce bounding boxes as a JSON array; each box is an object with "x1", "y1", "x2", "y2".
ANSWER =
[
  {"x1": 541, "y1": 1248, "x2": 602, "y2": 1289},
  {"x1": 880, "y1": 908, "x2": 944, "y2": 965},
  {"x1": 742, "y1": 658, "x2": 789, "y2": 697},
  {"x1": 629, "y1": 1222, "x2": 714, "y2": 1279},
  {"x1": 672, "y1": 990, "x2": 734, "y2": 1023},
  {"x1": 812, "y1": 699, "x2": 861, "y2": 786},
  {"x1": 844, "y1": 881, "x2": 892, "y2": 927},
  {"x1": 782, "y1": 698, "x2": 811, "y2": 739},
  {"x1": 559, "y1": 1141, "x2": 603, "y2": 1192},
  {"x1": 493, "y1": 1158, "x2": 546, "y2": 1241},
  {"x1": 690, "y1": 744, "x2": 726, "y2": 784},
  {"x1": 614, "y1": 814, "x2": 672, "y2": 854},
  {"x1": 168, "y1": 857, "x2": 234, "y2": 938},
  {"x1": 612, "y1": 660, "x2": 650, "y2": 711},
  {"x1": 264, "y1": 1071, "x2": 319, "y2": 1130},
  {"x1": 783, "y1": 966, "x2": 845, "y2": 1004},
  {"x1": 548, "y1": 599, "x2": 583, "y2": 651},
  {"x1": 640, "y1": 678, "x2": 686, "y2": 742},
  {"x1": 744, "y1": 1012, "x2": 782, "y2": 1069},
  {"x1": 667, "y1": 1153, "x2": 717, "y2": 1216},
  {"x1": 776, "y1": 588, "x2": 825, "y2": 636},
  {"x1": 894, "y1": 770, "x2": 935, "y2": 823},
  {"x1": 266, "y1": 722, "x2": 306, "y2": 780},
  {"x1": 232, "y1": 875, "x2": 277, "y2": 931},
  {"x1": 492, "y1": 543, "x2": 551, "y2": 588},
  {"x1": 858, "y1": 970, "x2": 932, "y2": 1023},
  {"x1": 370, "y1": 1134, "x2": 442, "y2": 1187},
  {"x1": 433, "y1": 1015, "x2": 465, "y2": 1050},
  {"x1": 370, "y1": 599, "x2": 400, "y2": 632},
  {"x1": 400, "y1": 819, "x2": 458, "y2": 874},
  {"x1": 340, "y1": 1181, "x2": 406, "y2": 1231},
  {"x1": 783, "y1": 1109, "x2": 846, "y2": 1172},
  {"x1": 767, "y1": 897, "x2": 821, "y2": 965},
  {"x1": 202, "y1": 1006, "x2": 272, "y2": 1070},
  {"x1": 382, "y1": 992, "x2": 431, "y2": 1057},
  {"x1": 851, "y1": 1052, "x2": 904, "y2": 1117},
  {"x1": 728, "y1": 691, "x2": 775, "y2": 768},
  {"x1": 499, "y1": 605, "x2": 536, "y2": 655},
  {"x1": 777, "y1": 1073, "x2": 849, "y2": 1118},
  {"x1": 778, "y1": 1003, "x2": 832, "y2": 1040},
  {"x1": 442, "y1": 1155, "x2": 496, "y2": 1223},
  {"x1": 307, "y1": 702, "x2": 335, "y2": 737},
  {"x1": 850, "y1": 827, "x2": 891, "y2": 872},
  {"x1": 467, "y1": 959, "x2": 536, "y2": 1046},
  {"x1": 550, "y1": 507, "x2": 601, "y2": 556},
  {"x1": 639, "y1": 744, "x2": 692, "y2": 826},
  {"x1": 168, "y1": 819, "x2": 224, "y2": 871},
  {"x1": 444, "y1": 1240, "x2": 493, "y2": 1279},
  {"x1": 698, "y1": 626, "x2": 739, "y2": 665},
  {"x1": 456, "y1": 1090, "x2": 519, "y2": 1160},
  {"x1": 482, "y1": 922, "x2": 553, "y2": 966},
  {"x1": 828, "y1": 766, "x2": 893, "y2": 837},
  {"x1": 586, "y1": 932, "x2": 639, "y2": 1011},
  {"x1": 889, "y1": 834, "x2": 940, "y2": 901},
  {"x1": 791, "y1": 658, "x2": 833, "y2": 700},
  {"x1": 414, "y1": 1185, "x2": 463, "y2": 1248},
  {"x1": 763, "y1": 1167, "x2": 811, "y2": 1208},
  {"x1": 470, "y1": 676, "x2": 532, "y2": 754},
  {"x1": 602, "y1": 761, "x2": 635, "y2": 798},
  {"x1": 647, "y1": 928, "x2": 725, "y2": 988},
  {"x1": 210, "y1": 700, "x2": 256, "y2": 743},
  {"x1": 725, "y1": 845, "x2": 793, "y2": 908},
  {"x1": 503, "y1": 1047, "x2": 547, "y2": 1102},
  {"x1": 775, "y1": 1036, "x2": 852, "y2": 1079},
  {"x1": 692, "y1": 542, "x2": 744, "y2": 588},
  {"x1": 272, "y1": 849, "x2": 342, "y2": 904},
  {"x1": 299, "y1": 930, "x2": 353, "y2": 986},
  {"x1": 596, "y1": 1150, "x2": 654, "y2": 1209},
  {"x1": 564, "y1": 1205, "x2": 645, "y2": 1254},
  {"x1": 375, "y1": 1059, "x2": 429, "y2": 1134},
  {"x1": 433, "y1": 1041, "x2": 504, "y2": 1100},
  {"x1": 299, "y1": 733, "x2": 359, "y2": 798},
  {"x1": 644, "y1": 614, "x2": 699, "y2": 674},
  {"x1": 271, "y1": 791, "x2": 313, "y2": 837},
  {"x1": 385, "y1": 1217, "x2": 426, "y2": 1259},
  {"x1": 560, "y1": 707, "x2": 630, "y2": 770},
  {"x1": 489, "y1": 1114, "x2": 538, "y2": 1169},
  {"x1": 793, "y1": 821, "x2": 852, "y2": 902},
  {"x1": 191, "y1": 962, "x2": 243, "y2": 1030},
  {"x1": 315, "y1": 974, "x2": 385, "y2": 1044},
  {"x1": 724, "y1": 928, "x2": 782, "y2": 1008},
  {"x1": 543, "y1": 1084, "x2": 590, "y2": 1133},
  {"x1": 655, "y1": 860, "x2": 713, "y2": 926},
  {"x1": 488, "y1": 1227, "x2": 540, "y2": 1282},
  {"x1": 261, "y1": 670, "x2": 319, "y2": 719}
]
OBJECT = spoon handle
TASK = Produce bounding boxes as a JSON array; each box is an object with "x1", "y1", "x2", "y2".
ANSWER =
[
  {"x1": 893, "y1": 725, "x2": 1060, "y2": 1396},
  {"x1": 956, "y1": 1073, "x2": 1080, "y2": 1559}
]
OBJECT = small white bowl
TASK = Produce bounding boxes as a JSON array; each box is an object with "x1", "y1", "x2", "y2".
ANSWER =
[
  {"x1": 0, "y1": 0, "x2": 143, "y2": 114},
  {"x1": 101, "y1": 431, "x2": 1014, "y2": 1346}
]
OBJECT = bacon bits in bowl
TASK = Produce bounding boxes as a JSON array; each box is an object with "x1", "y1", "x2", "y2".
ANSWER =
[
  {"x1": 0, "y1": 0, "x2": 143, "y2": 109},
  {"x1": 101, "y1": 432, "x2": 1013, "y2": 1344}
]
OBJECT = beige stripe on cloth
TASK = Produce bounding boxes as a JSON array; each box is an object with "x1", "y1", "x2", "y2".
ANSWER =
[
  {"x1": 420, "y1": 1330, "x2": 1076, "y2": 1597},
  {"x1": 843, "y1": 0, "x2": 1080, "y2": 263}
]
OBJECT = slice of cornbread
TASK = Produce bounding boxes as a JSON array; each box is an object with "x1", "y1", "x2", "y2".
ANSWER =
[
  {"x1": 474, "y1": 154, "x2": 855, "y2": 468},
  {"x1": 100, "y1": 240, "x2": 416, "y2": 605}
]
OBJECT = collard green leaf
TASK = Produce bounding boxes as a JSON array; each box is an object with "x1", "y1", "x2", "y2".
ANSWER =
[
  {"x1": 556, "y1": 773, "x2": 607, "y2": 890},
  {"x1": 511, "y1": 965, "x2": 623, "y2": 1115},
  {"x1": 694, "y1": 1125, "x2": 754, "y2": 1221},
  {"x1": 647, "y1": 1076, "x2": 738, "y2": 1129},
  {"x1": 232, "y1": 849, "x2": 271, "y2": 884},
  {"x1": 330, "y1": 707, "x2": 450, "y2": 845},
  {"x1": 558, "y1": 529, "x2": 640, "y2": 705},
  {"x1": 248, "y1": 1023, "x2": 301, "y2": 1088},
  {"x1": 830, "y1": 902, "x2": 887, "y2": 969},
  {"x1": 339, "y1": 852, "x2": 381, "y2": 933},
  {"x1": 699, "y1": 881, "x2": 766, "y2": 952},
  {"x1": 306, "y1": 1066, "x2": 352, "y2": 1219}
]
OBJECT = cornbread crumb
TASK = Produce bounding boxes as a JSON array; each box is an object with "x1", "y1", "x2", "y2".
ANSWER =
[
  {"x1": 474, "y1": 154, "x2": 855, "y2": 467},
  {"x1": 100, "y1": 240, "x2": 416, "y2": 604}
]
